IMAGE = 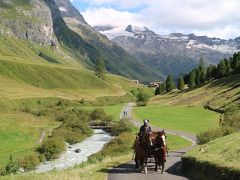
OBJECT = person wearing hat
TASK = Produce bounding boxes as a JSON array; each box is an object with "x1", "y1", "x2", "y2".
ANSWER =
[{"x1": 139, "y1": 119, "x2": 152, "y2": 134}]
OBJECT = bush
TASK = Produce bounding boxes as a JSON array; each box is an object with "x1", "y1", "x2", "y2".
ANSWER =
[
  {"x1": 197, "y1": 127, "x2": 234, "y2": 144},
  {"x1": 1, "y1": 155, "x2": 19, "y2": 176},
  {"x1": 136, "y1": 89, "x2": 150, "y2": 106},
  {"x1": 20, "y1": 153, "x2": 40, "y2": 171},
  {"x1": 37, "y1": 137, "x2": 66, "y2": 160},
  {"x1": 52, "y1": 127, "x2": 88, "y2": 144},
  {"x1": 88, "y1": 132, "x2": 135, "y2": 162},
  {"x1": 90, "y1": 108, "x2": 106, "y2": 121},
  {"x1": 222, "y1": 104, "x2": 240, "y2": 130},
  {"x1": 110, "y1": 119, "x2": 132, "y2": 136}
]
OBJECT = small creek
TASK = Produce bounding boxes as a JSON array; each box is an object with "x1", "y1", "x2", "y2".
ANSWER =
[{"x1": 35, "y1": 129, "x2": 113, "y2": 173}]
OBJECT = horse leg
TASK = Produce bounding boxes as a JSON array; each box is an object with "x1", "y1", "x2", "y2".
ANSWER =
[
  {"x1": 135, "y1": 156, "x2": 139, "y2": 169},
  {"x1": 154, "y1": 155, "x2": 159, "y2": 172},
  {"x1": 161, "y1": 158, "x2": 165, "y2": 174},
  {"x1": 144, "y1": 157, "x2": 148, "y2": 174}
]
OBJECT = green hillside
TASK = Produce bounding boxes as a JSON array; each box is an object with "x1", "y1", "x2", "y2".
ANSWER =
[
  {"x1": 0, "y1": 0, "x2": 163, "y2": 82},
  {"x1": 150, "y1": 74, "x2": 240, "y2": 108},
  {"x1": 183, "y1": 132, "x2": 240, "y2": 179}
]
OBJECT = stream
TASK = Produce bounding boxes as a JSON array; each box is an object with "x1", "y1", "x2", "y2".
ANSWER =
[{"x1": 35, "y1": 129, "x2": 113, "y2": 173}]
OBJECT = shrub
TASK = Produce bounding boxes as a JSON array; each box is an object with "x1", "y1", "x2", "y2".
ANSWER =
[
  {"x1": 105, "y1": 115, "x2": 113, "y2": 122},
  {"x1": 1, "y1": 155, "x2": 19, "y2": 176},
  {"x1": 136, "y1": 89, "x2": 150, "y2": 106},
  {"x1": 222, "y1": 104, "x2": 240, "y2": 130},
  {"x1": 110, "y1": 119, "x2": 132, "y2": 136},
  {"x1": 37, "y1": 137, "x2": 66, "y2": 160},
  {"x1": 88, "y1": 132, "x2": 135, "y2": 162},
  {"x1": 52, "y1": 127, "x2": 87, "y2": 144},
  {"x1": 197, "y1": 127, "x2": 234, "y2": 144},
  {"x1": 90, "y1": 108, "x2": 106, "y2": 121},
  {"x1": 20, "y1": 153, "x2": 40, "y2": 171}
]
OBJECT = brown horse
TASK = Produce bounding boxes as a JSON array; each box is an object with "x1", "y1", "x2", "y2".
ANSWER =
[
  {"x1": 151, "y1": 131, "x2": 167, "y2": 173},
  {"x1": 133, "y1": 131, "x2": 152, "y2": 173}
]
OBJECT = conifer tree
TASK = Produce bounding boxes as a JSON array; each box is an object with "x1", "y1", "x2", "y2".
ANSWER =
[
  {"x1": 166, "y1": 75, "x2": 175, "y2": 92},
  {"x1": 95, "y1": 57, "x2": 105, "y2": 79},
  {"x1": 195, "y1": 68, "x2": 201, "y2": 85},
  {"x1": 160, "y1": 83, "x2": 166, "y2": 94},
  {"x1": 188, "y1": 70, "x2": 196, "y2": 88},
  {"x1": 155, "y1": 86, "x2": 160, "y2": 95},
  {"x1": 199, "y1": 58, "x2": 206, "y2": 83},
  {"x1": 206, "y1": 65, "x2": 216, "y2": 81},
  {"x1": 178, "y1": 75, "x2": 185, "y2": 90},
  {"x1": 224, "y1": 58, "x2": 231, "y2": 74},
  {"x1": 217, "y1": 60, "x2": 227, "y2": 78}
]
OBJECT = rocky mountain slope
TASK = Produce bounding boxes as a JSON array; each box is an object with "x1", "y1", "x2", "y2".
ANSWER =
[
  {"x1": 0, "y1": 0, "x2": 163, "y2": 82},
  {"x1": 54, "y1": 0, "x2": 165, "y2": 81},
  {"x1": 97, "y1": 25, "x2": 240, "y2": 77}
]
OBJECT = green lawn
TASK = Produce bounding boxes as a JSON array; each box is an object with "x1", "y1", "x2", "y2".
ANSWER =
[
  {"x1": 81, "y1": 104, "x2": 125, "y2": 121},
  {"x1": 133, "y1": 105, "x2": 219, "y2": 134},
  {"x1": 0, "y1": 113, "x2": 58, "y2": 168},
  {"x1": 166, "y1": 134, "x2": 192, "y2": 151}
]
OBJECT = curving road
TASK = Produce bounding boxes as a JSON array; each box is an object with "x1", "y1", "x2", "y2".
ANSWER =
[{"x1": 108, "y1": 103, "x2": 197, "y2": 180}]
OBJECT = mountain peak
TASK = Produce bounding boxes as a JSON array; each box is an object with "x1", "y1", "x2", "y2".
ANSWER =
[
  {"x1": 125, "y1": 25, "x2": 133, "y2": 32},
  {"x1": 53, "y1": 0, "x2": 86, "y2": 23}
]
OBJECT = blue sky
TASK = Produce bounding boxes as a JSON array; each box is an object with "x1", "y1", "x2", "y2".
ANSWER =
[
  {"x1": 70, "y1": 0, "x2": 240, "y2": 39},
  {"x1": 71, "y1": 1, "x2": 146, "y2": 13}
]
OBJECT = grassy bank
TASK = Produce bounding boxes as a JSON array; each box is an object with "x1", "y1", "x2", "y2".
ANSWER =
[
  {"x1": 133, "y1": 105, "x2": 219, "y2": 134},
  {"x1": 0, "y1": 112, "x2": 58, "y2": 168},
  {"x1": 182, "y1": 132, "x2": 240, "y2": 180}
]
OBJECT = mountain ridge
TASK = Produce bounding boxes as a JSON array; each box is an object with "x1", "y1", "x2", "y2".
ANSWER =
[
  {"x1": 95, "y1": 24, "x2": 240, "y2": 77},
  {"x1": 0, "y1": 0, "x2": 164, "y2": 82}
]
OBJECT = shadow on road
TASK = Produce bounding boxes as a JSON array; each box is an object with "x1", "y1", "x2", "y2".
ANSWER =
[{"x1": 99, "y1": 163, "x2": 138, "y2": 174}]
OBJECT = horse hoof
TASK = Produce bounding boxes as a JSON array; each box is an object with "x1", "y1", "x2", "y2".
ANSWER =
[{"x1": 161, "y1": 171, "x2": 164, "y2": 174}]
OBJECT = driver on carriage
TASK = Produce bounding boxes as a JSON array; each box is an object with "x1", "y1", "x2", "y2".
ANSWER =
[{"x1": 139, "y1": 119, "x2": 152, "y2": 135}]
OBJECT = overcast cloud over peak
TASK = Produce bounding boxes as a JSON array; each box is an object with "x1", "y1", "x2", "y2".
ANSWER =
[{"x1": 71, "y1": 0, "x2": 240, "y2": 39}]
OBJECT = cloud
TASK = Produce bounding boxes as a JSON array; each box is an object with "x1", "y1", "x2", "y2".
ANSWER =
[
  {"x1": 74, "y1": 0, "x2": 240, "y2": 39},
  {"x1": 82, "y1": 7, "x2": 146, "y2": 28}
]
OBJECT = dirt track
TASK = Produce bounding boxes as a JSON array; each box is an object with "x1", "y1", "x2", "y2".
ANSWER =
[{"x1": 108, "y1": 103, "x2": 196, "y2": 180}]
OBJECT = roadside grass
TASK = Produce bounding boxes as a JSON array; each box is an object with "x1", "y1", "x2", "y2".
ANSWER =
[
  {"x1": 133, "y1": 105, "x2": 219, "y2": 134},
  {"x1": 0, "y1": 112, "x2": 59, "y2": 168},
  {"x1": 150, "y1": 75, "x2": 240, "y2": 108},
  {"x1": 0, "y1": 155, "x2": 132, "y2": 180},
  {"x1": 166, "y1": 134, "x2": 193, "y2": 151},
  {"x1": 183, "y1": 132, "x2": 240, "y2": 179}
]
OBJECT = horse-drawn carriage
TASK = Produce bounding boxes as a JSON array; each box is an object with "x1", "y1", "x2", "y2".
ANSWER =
[{"x1": 133, "y1": 130, "x2": 167, "y2": 174}]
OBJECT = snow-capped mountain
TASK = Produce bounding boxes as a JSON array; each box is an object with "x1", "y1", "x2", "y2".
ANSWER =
[{"x1": 95, "y1": 25, "x2": 240, "y2": 77}]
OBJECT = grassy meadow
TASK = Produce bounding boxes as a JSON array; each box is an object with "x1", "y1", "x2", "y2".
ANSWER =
[
  {"x1": 133, "y1": 105, "x2": 219, "y2": 134},
  {"x1": 150, "y1": 74, "x2": 240, "y2": 108},
  {"x1": 0, "y1": 112, "x2": 58, "y2": 168}
]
